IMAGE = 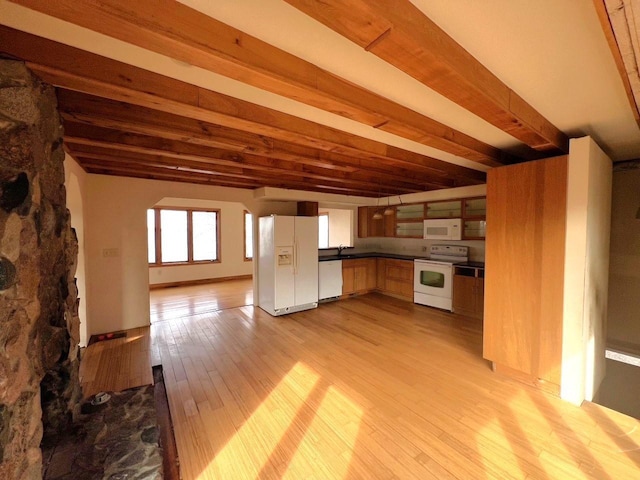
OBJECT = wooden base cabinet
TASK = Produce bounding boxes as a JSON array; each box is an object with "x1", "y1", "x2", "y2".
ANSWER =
[
  {"x1": 342, "y1": 258, "x2": 376, "y2": 295},
  {"x1": 342, "y1": 257, "x2": 413, "y2": 300},
  {"x1": 382, "y1": 259, "x2": 414, "y2": 300},
  {"x1": 452, "y1": 267, "x2": 484, "y2": 319}
]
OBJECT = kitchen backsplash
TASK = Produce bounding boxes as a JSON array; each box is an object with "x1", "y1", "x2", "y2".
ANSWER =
[{"x1": 350, "y1": 236, "x2": 486, "y2": 262}]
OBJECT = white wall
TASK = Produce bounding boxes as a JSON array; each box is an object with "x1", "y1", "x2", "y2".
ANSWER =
[
  {"x1": 608, "y1": 164, "x2": 640, "y2": 349},
  {"x1": 83, "y1": 174, "x2": 297, "y2": 336},
  {"x1": 64, "y1": 155, "x2": 89, "y2": 347},
  {"x1": 561, "y1": 137, "x2": 612, "y2": 404},
  {"x1": 149, "y1": 198, "x2": 252, "y2": 285}
]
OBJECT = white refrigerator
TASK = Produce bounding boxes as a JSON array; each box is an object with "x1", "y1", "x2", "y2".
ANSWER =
[{"x1": 258, "y1": 215, "x2": 319, "y2": 316}]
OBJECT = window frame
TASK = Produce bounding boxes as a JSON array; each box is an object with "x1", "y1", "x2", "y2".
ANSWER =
[
  {"x1": 243, "y1": 210, "x2": 253, "y2": 262},
  {"x1": 148, "y1": 206, "x2": 221, "y2": 267}
]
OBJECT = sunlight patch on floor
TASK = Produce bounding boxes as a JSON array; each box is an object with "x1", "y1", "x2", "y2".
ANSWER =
[
  {"x1": 198, "y1": 362, "x2": 319, "y2": 479},
  {"x1": 475, "y1": 414, "x2": 526, "y2": 478},
  {"x1": 281, "y1": 386, "x2": 363, "y2": 479},
  {"x1": 196, "y1": 362, "x2": 364, "y2": 480}
]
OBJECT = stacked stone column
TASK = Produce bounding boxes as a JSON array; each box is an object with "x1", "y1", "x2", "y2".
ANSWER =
[{"x1": 0, "y1": 60, "x2": 81, "y2": 479}]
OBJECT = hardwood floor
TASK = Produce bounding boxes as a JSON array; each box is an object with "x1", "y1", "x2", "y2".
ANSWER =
[
  {"x1": 150, "y1": 278, "x2": 253, "y2": 323},
  {"x1": 80, "y1": 326, "x2": 153, "y2": 399},
  {"x1": 82, "y1": 291, "x2": 640, "y2": 479},
  {"x1": 81, "y1": 279, "x2": 253, "y2": 397}
]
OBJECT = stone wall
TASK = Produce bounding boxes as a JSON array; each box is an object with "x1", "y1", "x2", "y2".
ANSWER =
[{"x1": 0, "y1": 60, "x2": 81, "y2": 479}]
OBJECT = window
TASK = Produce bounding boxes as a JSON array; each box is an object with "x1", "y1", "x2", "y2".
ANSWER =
[
  {"x1": 244, "y1": 211, "x2": 253, "y2": 261},
  {"x1": 318, "y1": 212, "x2": 329, "y2": 248},
  {"x1": 147, "y1": 207, "x2": 220, "y2": 265}
]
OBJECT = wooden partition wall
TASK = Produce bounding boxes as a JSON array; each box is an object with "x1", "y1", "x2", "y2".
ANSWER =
[{"x1": 483, "y1": 155, "x2": 568, "y2": 394}]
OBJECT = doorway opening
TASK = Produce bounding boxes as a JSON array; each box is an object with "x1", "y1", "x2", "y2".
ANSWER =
[{"x1": 146, "y1": 197, "x2": 254, "y2": 323}]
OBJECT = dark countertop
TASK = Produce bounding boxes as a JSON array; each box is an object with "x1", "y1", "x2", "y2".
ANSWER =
[
  {"x1": 319, "y1": 253, "x2": 486, "y2": 268},
  {"x1": 457, "y1": 261, "x2": 485, "y2": 269},
  {"x1": 319, "y1": 252, "x2": 421, "y2": 262}
]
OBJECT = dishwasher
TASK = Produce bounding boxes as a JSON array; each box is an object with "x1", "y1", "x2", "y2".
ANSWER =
[{"x1": 318, "y1": 260, "x2": 343, "y2": 300}]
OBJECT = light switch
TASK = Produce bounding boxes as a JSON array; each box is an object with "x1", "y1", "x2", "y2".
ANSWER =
[{"x1": 103, "y1": 248, "x2": 119, "y2": 258}]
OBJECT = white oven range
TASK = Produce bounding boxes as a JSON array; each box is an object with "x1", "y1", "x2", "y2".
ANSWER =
[{"x1": 414, "y1": 245, "x2": 469, "y2": 311}]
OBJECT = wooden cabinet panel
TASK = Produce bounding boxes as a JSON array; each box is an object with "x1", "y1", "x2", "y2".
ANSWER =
[
  {"x1": 453, "y1": 269, "x2": 484, "y2": 319},
  {"x1": 384, "y1": 209, "x2": 395, "y2": 237},
  {"x1": 366, "y1": 259, "x2": 377, "y2": 290},
  {"x1": 483, "y1": 155, "x2": 567, "y2": 388},
  {"x1": 425, "y1": 200, "x2": 461, "y2": 218},
  {"x1": 383, "y1": 259, "x2": 414, "y2": 300},
  {"x1": 357, "y1": 206, "x2": 368, "y2": 238},
  {"x1": 376, "y1": 258, "x2": 386, "y2": 291},
  {"x1": 342, "y1": 264, "x2": 355, "y2": 295},
  {"x1": 358, "y1": 207, "x2": 396, "y2": 238},
  {"x1": 297, "y1": 201, "x2": 318, "y2": 216},
  {"x1": 453, "y1": 275, "x2": 476, "y2": 316},
  {"x1": 366, "y1": 208, "x2": 394, "y2": 237},
  {"x1": 342, "y1": 259, "x2": 376, "y2": 295}
]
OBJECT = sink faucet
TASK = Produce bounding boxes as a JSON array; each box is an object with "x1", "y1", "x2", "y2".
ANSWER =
[{"x1": 337, "y1": 244, "x2": 346, "y2": 256}]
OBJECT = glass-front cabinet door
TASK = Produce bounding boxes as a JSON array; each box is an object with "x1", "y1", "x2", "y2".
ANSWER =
[
  {"x1": 463, "y1": 220, "x2": 486, "y2": 239},
  {"x1": 462, "y1": 197, "x2": 486, "y2": 239},
  {"x1": 395, "y1": 203, "x2": 424, "y2": 238},
  {"x1": 425, "y1": 200, "x2": 462, "y2": 218},
  {"x1": 463, "y1": 197, "x2": 486, "y2": 218}
]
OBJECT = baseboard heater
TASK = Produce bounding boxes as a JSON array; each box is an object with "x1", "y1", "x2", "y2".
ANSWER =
[{"x1": 605, "y1": 348, "x2": 640, "y2": 368}]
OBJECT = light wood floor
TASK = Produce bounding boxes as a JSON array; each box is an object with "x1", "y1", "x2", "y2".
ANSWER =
[
  {"x1": 82, "y1": 290, "x2": 640, "y2": 479},
  {"x1": 80, "y1": 326, "x2": 154, "y2": 398},
  {"x1": 150, "y1": 278, "x2": 253, "y2": 323}
]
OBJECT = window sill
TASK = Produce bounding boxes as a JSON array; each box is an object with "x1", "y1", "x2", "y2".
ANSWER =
[{"x1": 149, "y1": 260, "x2": 220, "y2": 268}]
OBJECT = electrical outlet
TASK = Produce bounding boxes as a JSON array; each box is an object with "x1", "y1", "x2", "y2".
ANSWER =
[{"x1": 422, "y1": 246, "x2": 427, "y2": 252}]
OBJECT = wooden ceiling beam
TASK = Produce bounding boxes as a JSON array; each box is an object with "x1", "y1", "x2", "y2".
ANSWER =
[
  {"x1": 0, "y1": 26, "x2": 486, "y2": 187},
  {"x1": 63, "y1": 130, "x2": 425, "y2": 193},
  {"x1": 57, "y1": 88, "x2": 276, "y2": 155},
  {"x1": 284, "y1": 0, "x2": 569, "y2": 153},
  {"x1": 9, "y1": 0, "x2": 506, "y2": 165},
  {"x1": 74, "y1": 155, "x2": 391, "y2": 197},
  {"x1": 57, "y1": 90, "x2": 457, "y2": 189},
  {"x1": 593, "y1": 0, "x2": 640, "y2": 129}
]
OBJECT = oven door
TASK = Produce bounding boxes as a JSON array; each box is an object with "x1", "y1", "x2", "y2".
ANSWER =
[{"x1": 414, "y1": 261, "x2": 452, "y2": 299}]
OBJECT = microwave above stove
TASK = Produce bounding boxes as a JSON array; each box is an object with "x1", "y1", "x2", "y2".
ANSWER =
[{"x1": 423, "y1": 218, "x2": 462, "y2": 241}]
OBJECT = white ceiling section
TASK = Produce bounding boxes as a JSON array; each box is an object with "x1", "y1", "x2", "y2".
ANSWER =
[
  {"x1": 178, "y1": 0, "x2": 640, "y2": 160},
  {"x1": 2, "y1": 0, "x2": 640, "y2": 164}
]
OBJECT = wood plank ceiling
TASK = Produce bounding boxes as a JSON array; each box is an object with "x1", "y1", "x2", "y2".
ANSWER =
[{"x1": 2, "y1": 0, "x2": 576, "y2": 197}]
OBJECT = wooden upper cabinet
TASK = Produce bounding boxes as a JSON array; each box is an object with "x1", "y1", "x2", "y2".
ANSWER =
[
  {"x1": 357, "y1": 206, "x2": 369, "y2": 238},
  {"x1": 358, "y1": 206, "x2": 395, "y2": 238},
  {"x1": 297, "y1": 201, "x2": 318, "y2": 216},
  {"x1": 462, "y1": 197, "x2": 487, "y2": 240},
  {"x1": 395, "y1": 203, "x2": 424, "y2": 238},
  {"x1": 483, "y1": 155, "x2": 567, "y2": 392},
  {"x1": 462, "y1": 197, "x2": 486, "y2": 218},
  {"x1": 425, "y1": 200, "x2": 462, "y2": 219},
  {"x1": 359, "y1": 197, "x2": 485, "y2": 239}
]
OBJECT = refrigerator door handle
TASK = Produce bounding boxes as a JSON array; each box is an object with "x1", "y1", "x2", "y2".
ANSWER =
[{"x1": 294, "y1": 239, "x2": 299, "y2": 275}]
